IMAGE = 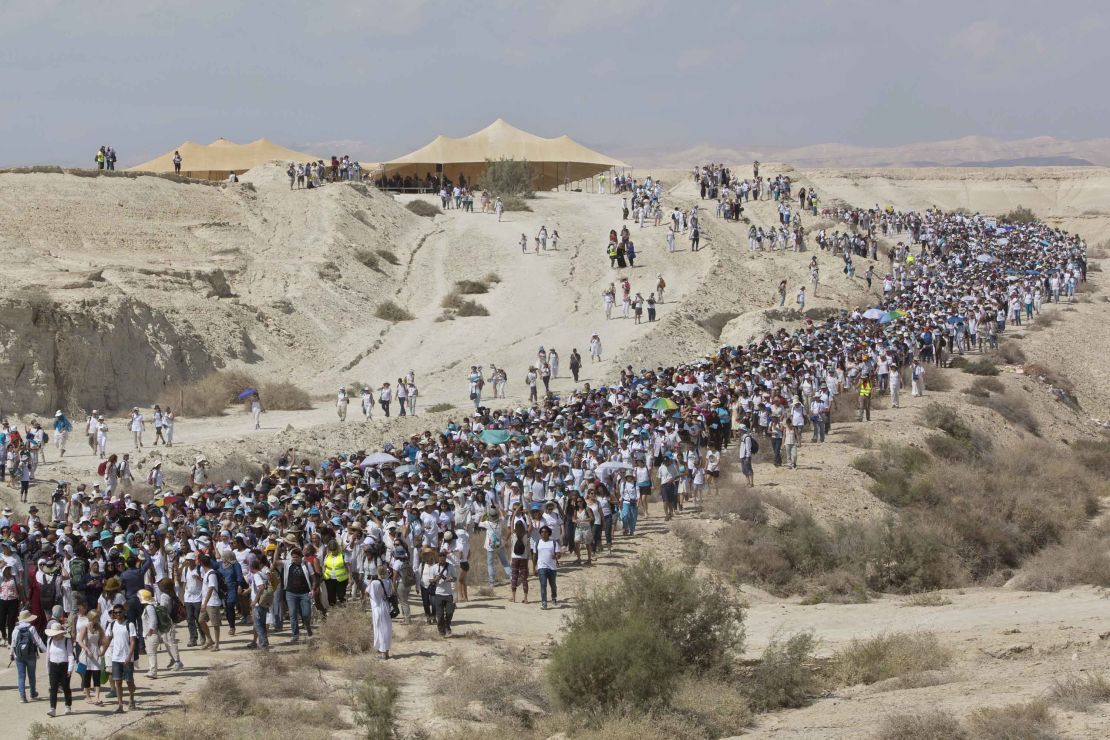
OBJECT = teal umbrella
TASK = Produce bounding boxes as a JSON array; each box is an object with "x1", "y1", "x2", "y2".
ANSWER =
[
  {"x1": 645, "y1": 397, "x2": 678, "y2": 412},
  {"x1": 479, "y1": 429, "x2": 512, "y2": 444}
]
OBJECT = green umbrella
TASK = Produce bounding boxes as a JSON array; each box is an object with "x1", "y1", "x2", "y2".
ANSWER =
[
  {"x1": 645, "y1": 397, "x2": 678, "y2": 412},
  {"x1": 479, "y1": 429, "x2": 512, "y2": 444}
]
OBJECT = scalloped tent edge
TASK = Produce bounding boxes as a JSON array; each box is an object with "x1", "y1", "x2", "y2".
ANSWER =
[
  {"x1": 381, "y1": 119, "x2": 628, "y2": 190},
  {"x1": 128, "y1": 138, "x2": 324, "y2": 181}
]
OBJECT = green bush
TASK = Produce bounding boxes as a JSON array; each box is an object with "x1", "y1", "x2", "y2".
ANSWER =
[
  {"x1": 963, "y1": 376, "x2": 1005, "y2": 398},
  {"x1": 864, "y1": 516, "x2": 970, "y2": 592},
  {"x1": 405, "y1": 199, "x2": 441, "y2": 217},
  {"x1": 567, "y1": 555, "x2": 745, "y2": 674},
  {"x1": 161, "y1": 370, "x2": 257, "y2": 418},
  {"x1": 502, "y1": 195, "x2": 532, "y2": 211},
  {"x1": 548, "y1": 615, "x2": 680, "y2": 709},
  {"x1": 351, "y1": 670, "x2": 400, "y2": 740},
  {"x1": 1002, "y1": 205, "x2": 1037, "y2": 224},
  {"x1": 962, "y1": 359, "x2": 1000, "y2": 376},
  {"x1": 744, "y1": 633, "x2": 820, "y2": 711},
  {"x1": 851, "y1": 444, "x2": 935, "y2": 507},
  {"x1": 257, "y1": 381, "x2": 312, "y2": 410},
  {"x1": 484, "y1": 157, "x2": 534, "y2": 197},
  {"x1": 354, "y1": 249, "x2": 381, "y2": 271},
  {"x1": 375, "y1": 301, "x2": 414, "y2": 322}
]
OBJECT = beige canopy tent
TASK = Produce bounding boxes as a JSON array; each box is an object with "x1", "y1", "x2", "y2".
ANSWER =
[
  {"x1": 129, "y1": 138, "x2": 322, "y2": 181},
  {"x1": 380, "y1": 119, "x2": 627, "y2": 191}
]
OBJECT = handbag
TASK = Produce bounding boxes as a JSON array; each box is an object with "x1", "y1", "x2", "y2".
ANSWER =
[{"x1": 76, "y1": 662, "x2": 86, "y2": 676}]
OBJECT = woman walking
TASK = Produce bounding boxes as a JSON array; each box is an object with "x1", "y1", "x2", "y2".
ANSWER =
[
  {"x1": 532, "y1": 526, "x2": 560, "y2": 610},
  {"x1": 368, "y1": 566, "x2": 393, "y2": 660}
]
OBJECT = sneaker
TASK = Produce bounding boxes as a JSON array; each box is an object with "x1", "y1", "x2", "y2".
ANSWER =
[
  {"x1": 186, "y1": 640, "x2": 197, "y2": 647},
  {"x1": 306, "y1": 626, "x2": 313, "y2": 637},
  {"x1": 146, "y1": 672, "x2": 157, "y2": 679},
  {"x1": 65, "y1": 707, "x2": 72, "y2": 715},
  {"x1": 171, "y1": 662, "x2": 184, "y2": 670},
  {"x1": 47, "y1": 709, "x2": 56, "y2": 718},
  {"x1": 445, "y1": 628, "x2": 452, "y2": 637}
]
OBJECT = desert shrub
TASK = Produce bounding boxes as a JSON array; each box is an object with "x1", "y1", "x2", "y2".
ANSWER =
[
  {"x1": 257, "y1": 381, "x2": 311, "y2": 410},
  {"x1": 864, "y1": 516, "x2": 970, "y2": 592},
  {"x1": 318, "y1": 604, "x2": 375, "y2": 655},
  {"x1": 548, "y1": 615, "x2": 680, "y2": 709},
  {"x1": 375, "y1": 300, "x2": 414, "y2": 321},
  {"x1": 997, "y1": 341, "x2": 1027, "y2": 365},
  {"x1": 672, "y1": 522, "x2": 707, "y2": 567},
  {"x1": 966, "y1": 392, "x2": 1038, "y2": 435},
  {"x1": 351, "y1": 669, "x2": 400, "y2": 740},
  {"x1": 903, "y1": 591, "x2": 952, "y2": 607},
  {"x1": 1010, "y1": 531, "x2": 1110, "y2": 591},
  {"x1": 947, "y1": 356, "x2": 967, "y2": 369},
  {"x1": 484, "y1": 157, "x2": 534, "y2": 197},
  {"x1": 426, "y1": 402, "x2": 454, "y2": 413},
  {"x1": 671, "y1": 678, "x2": 753, "y2": 736},
  {"x1": 1072, "y1": 437, "x2": 1110, "y2": 477},
  {"x1": 876, "y1": 711, "x2": 968, "y2": 740},
  {"x1": 567, "y1": 555, "x2": 745, "y2": 673},
  {"x1": 502, "y1": 195, "x2": 532, "y2": 211},
  {"x1": 966, "y1": 700, "x2": 1056, "y2": 739},
  {"x1": 199, "y1": 668, "x2": 257, "y2": 717},
  {"x1": 354, "y1": 249, "x2": 381, "y2": 271},
  {"x1": 1048, "y1": 672, "x2": 1110, "y2": 711},
  {"x1": 963, "y1": 376, "x2": 1004, "y2": 397},
  {"x1": 375, "y1": 248, "x2": 399, "y2": 265},
  {"x1": 435, "y1": 652, "x2": 549, "y2": 721},
  {"x1": 925, "y1": 434, "x2": 974, "y2": 461},
  {"x1": 830, "y1": 632, "x2": 951, "y2": 686},
  {"x1": 1002, "y1": 205, "x2": 1037, "y2": 224},
  {"x1": 455, "y1": 279, "x2": 489, "y2": 294},
  {"x1": 711, "y1": 515, "x2": 838, "y2": 595},
  {"x1": 925, "y1": 369, "x2": 953, "y2": 392},
  {"x1": 962, "y1": 359, "x2": 999, "y2": 376},
  {"x1": 744, "y1": 633, "x2": 820, "y2": 711},
  {"x1": 441, "y1": 290, "x2": 490, "y2": 316},
  {"x1": 405, "y1": 199, "x2": 441, "y2": 217},
  {"x1": 484, "y1": 271, "x2": 502, "y2": 283},
  {"x1": 851, "y1": 444, "x2": 935, "y2": 507},
  {"x1": 701, "y1": 489, "x2": 767, "y2": 523},
  {"x1": 162, "y1": 369, "x2": 257, "y2": 418},
  {"x1": 804, "y1": 568, "x2": 869, "y2": 604},
  {"x1": 27, "y1": 724, "x2": 84, "y2": 740},
  {"x1": 921, "y1": 404, "x2": 990, "y2": 460}
]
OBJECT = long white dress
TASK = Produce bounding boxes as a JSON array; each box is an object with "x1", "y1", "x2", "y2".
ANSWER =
[{"x1": 369, "y1": 578, "x2": 392, "y2": 654}]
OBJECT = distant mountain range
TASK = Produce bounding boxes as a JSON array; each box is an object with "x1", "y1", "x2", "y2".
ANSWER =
[{"x1": 620, "y1": 136, "x2": 1110, "y2": 170}]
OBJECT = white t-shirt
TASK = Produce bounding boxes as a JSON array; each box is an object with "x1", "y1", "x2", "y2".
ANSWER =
[
  {"x1": 183, "y1": 565, "x2": 203, "y2": 603},
  {"x1": 204, "y1": 569, "x2": 222, "y2": 607},
  {"x1": 107, "y1": 620, "x2": 137, "y2": 663},
  {"x1": 533, "y1": 539, "x2": 560, "y2": 571}
]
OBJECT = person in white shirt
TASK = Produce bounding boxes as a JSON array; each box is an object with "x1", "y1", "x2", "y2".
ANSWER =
[
  {"x1": 86, "y1": 413, "x2": 98, "y2": 453},
  {"x1": 129, "y1": 408, "x2": 145, "y2": 449},
  {"x1": 738, "y1": 425, "x2": 755, "y2": 487},
  {"x1": 429, "y1": 549, "x2": 457, "y2": 637},
  {"x1": 44, "y1": 622, "x2": 75, "y2": 716},
  {"x1": 105, "y1": 604, "x2": 137, "y2": 713},
  {"x1": 336, "y1": 388, "x2": 349, "y2": 422},
  {"x1": 96, "y1": 416, "x2": 109, "y2": 459},
  {"x1": 361, "y1": 387, "x2": 374, "y2": 420},
  {"x1": 532, "y1": 526, "x2": 560, "y2": 609}
]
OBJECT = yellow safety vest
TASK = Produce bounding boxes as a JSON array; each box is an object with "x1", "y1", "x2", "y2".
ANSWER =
[
  {"x1": 859, "y1": 382, "x2": 872, "y2": 398},
  {"x1": 323, "y1": 552, "x2": 348, "y2": 581}
]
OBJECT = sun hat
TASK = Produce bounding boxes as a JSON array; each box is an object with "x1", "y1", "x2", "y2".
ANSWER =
[
  {"x1": 17, "y1": 609, "x2": 36, "y2": 622},
  {"x1": 45, "y1": 626, "x2": 66, "y2": 638},
  {"x1": 138, "y1": 589, "x2": 155, "y2": 604}
]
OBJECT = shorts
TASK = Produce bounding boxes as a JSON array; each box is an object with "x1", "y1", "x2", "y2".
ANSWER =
[
  {"x1": 459, "y1": 561, "x2": 469, "y2": 572},
  {"x1": 201, "y1": 606, "x2": 222, "y2": 624},
  {"x1": 708, "y1": 470, "x2": 720, "y2": 478},
  {"x1": 111, "y1": 661, "x2": 134, "y2": 682},
  {"x1": 740, "y1": 458, "x2": 753, "y2": 476}
]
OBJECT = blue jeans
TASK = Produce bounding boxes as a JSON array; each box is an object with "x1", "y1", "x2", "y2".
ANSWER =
[
  {"x1": 485, "y1": 548, "x2": 511, "y2": 586},
  {"x1": 254, "y1": 605, "x2": 269, "y2": 648},
  {"x1": 16, "y1": 657, "x2": 37, "y2": 699},
  {"x1": 620, "y1": 501, "x2": 638, "y2": 534},
  {"x1": 286, "y1": 592, "x2": 311, "y2": 638},
  {"x1": 538, "y1": 568, "x2": 557, "y2": 607},
  {"x1": 810, "y1": 416, "x2": 825, "y2": 442}
]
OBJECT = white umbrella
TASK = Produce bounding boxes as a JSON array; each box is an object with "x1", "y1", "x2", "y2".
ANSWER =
[
  {"x1": 961, "y1": 295, "x2": 977, "y2": 303},
  {"x1": 975, "y1": 254, "x2": 995, "y2": 264},
  {"x1": 359, "y1": 452, "x2": 400, "y2": 468},
  {"x1": 862, "y1": 308, "x2": 884, "y2": 320},
  {"x1": 673, "y1": 383, "x2": 700, "y2": 393},
  {"x1": 596, "y1": 461, "x2": 634, "y2": 475}
]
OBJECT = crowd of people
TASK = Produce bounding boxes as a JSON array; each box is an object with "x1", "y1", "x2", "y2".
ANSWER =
[
  {"x1": 0, "y1": 190, "x2": 1089, "y2": 721},
  {"x1": 285, "y1": 157, "x2": 363, "y2": 190}
]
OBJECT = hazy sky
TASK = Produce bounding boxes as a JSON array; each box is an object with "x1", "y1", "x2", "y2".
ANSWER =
[{"x1": 1, "y1": 0, "x2": 1106, "y2": 167}]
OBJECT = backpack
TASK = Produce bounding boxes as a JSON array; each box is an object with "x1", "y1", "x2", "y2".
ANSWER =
[
  {"x1": 97, "y1": 461, "x2": 108, "y2": 476},
  {"x1": 154, "y1": 603, "x2": 172, "y2": 633},
  {"x1": 212, "y1": 570, "x2": 228, "y2": 602},
  {"x1": 40, "y1": 572, "x2": 60, "y2": 612},
  {"x1": 746, "y1": 435, "x2": 760, "y2": 455},
  {"x1": 69, "y1": 558, "x2": 87, "y2": 590},
  {"x1": 12, "y1": 625, "x2": 36, "y2": 662},
  {"x1": 258, "y1": 573, "x2": 276, "y2": 609},
  {"x1": 169, "y1": 591, "x2": 187, "y2": 624}
]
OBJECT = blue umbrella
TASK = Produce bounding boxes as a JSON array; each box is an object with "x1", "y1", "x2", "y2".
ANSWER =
[
  {"x1": 479, "y1": 429, "x2": 512, "y2": 445},
  {"x1": 237, "y1": 388, "x2": 258, "y2": 400}
]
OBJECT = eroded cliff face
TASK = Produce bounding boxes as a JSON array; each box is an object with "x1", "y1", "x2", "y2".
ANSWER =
[{"x1": 0, "y1": 295, "x2": 216, "y2": 414}]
